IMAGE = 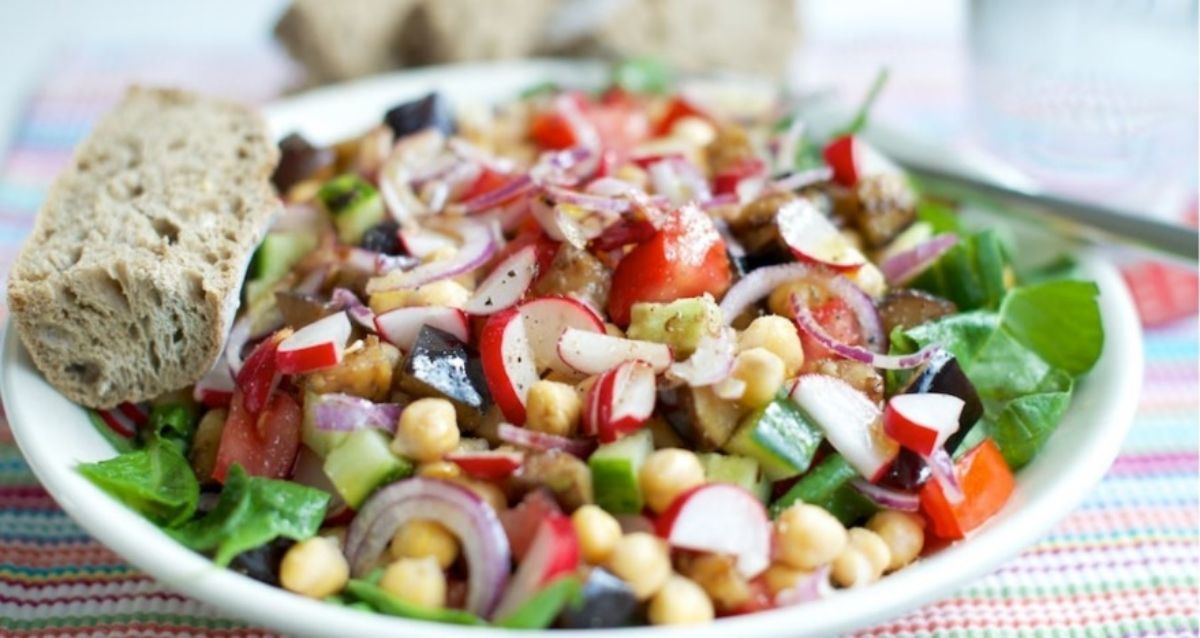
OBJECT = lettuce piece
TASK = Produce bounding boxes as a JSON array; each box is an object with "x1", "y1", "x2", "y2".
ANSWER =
[
  {"x1": 168, "y1": 465, "x2": 330, "y2": 566},
  {"x1": 343, "y1": 580, "x2": 486, "y2": 626},
  {"x1": 78, "y1": 442, "x2": 198, "y2": 527},
  {"x1": 999, "y1": 280, "x2": 1104, "y2": 375},
  {"x1": 909, "y1": 230, "x2": 1010, "y2": 311}
]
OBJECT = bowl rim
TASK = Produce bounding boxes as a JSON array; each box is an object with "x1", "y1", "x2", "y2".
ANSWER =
[{"x1": 1, "y1": 59, "x2": 1144, "y2": 638}]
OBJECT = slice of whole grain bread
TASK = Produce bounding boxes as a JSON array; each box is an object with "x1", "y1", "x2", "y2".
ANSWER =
[{"x1": 6, "y1": 86, "x2": 280, "y2": 409}]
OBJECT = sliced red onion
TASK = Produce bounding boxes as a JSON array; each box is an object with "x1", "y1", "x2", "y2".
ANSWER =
[
  {"x1": 345, "y1": 478, "x2": 511, "y2": 617},
  {"x1": 419, "y1": 179, "x2": 451, "y2": 213},
  {"x1": 666, "y1": 327, "x2": 736, "y2": 387},
  {"x1": 464, "y1": 245, "x2": 538, "y2": 316},
  {"x1": 397, "y1": 226, "x2": 456, "y2": 259},
  {"x1": 459, "y1": 173, "x2": 535, "y2": 214},
  {"x1": 330, "y1": 288, "x2": 377, "y2": 331},
  {"x1": 822, "y1": 271, "x2": 887, "y2": 352},
  {"x1": 555, "y1": 94, "x2": 600, "y2": 152},
  {"x1": 366, "y1": 219, "x2": 498, "y2": 292},
  {"x1": 736, "y1": 175, "x2": 769, "y2": 204},
  {"x1": 497, "y1": 423, "x2": 597, "y2": 459},
  {"x1": 448, "y1": 138, "x2": 517, "y2": 174},
  {"x1": 771, "y1": 166, "x2": 834, "y2": 193},
  {"x1": 671, "y1": 157, "x2": 712, "y2": 203},
  {"x1": 880, "y1": 233, "x2": 959, "y2": 286},
  {"x1": 311, "y1": 393, "x2": 402, "y2": 433},
  {"x1": 224, "y1": 316, "x2": 253, "y2": 375},
  {"x1": 792, "y1": 302, "x2": 939, "y2": 370},
  {"x1": 700, "y1": 192, "x2": 739, "y2": 210},
  {"x1": 476, "y1": 197, "x2": 535, "y2": 233},
  {"x1": 718, "y1": 262, "x2": 822, "y2": 324},
  {"x1": 586, "y1": 177, "x2": 641, "y2": 198},
  {"x1": 542, "y1": 184, "x2": 631, "y2": 215},
  {"x1": 648, "y1": 159, "x2": 708, "y2": 206},
  {"x1": 380, "y1": 168, "x2": 423, "y2": 225},
  {"x1": 531, "y1": 196, "x2": 607, "y2": 249},
  {"x1": 774, "y1": 565, "x2": 832, "y2": 607},
  {"x1": 850, "y1": 478, "x2": 920, "y2": 512},
  {"x1": 925, "y1": 446, "x2": 965, "y2": 504}
]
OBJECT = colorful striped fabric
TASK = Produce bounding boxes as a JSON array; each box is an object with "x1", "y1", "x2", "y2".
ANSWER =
[{"x1": 0, "y1": 48, "x2": 1196, "y2": 637}]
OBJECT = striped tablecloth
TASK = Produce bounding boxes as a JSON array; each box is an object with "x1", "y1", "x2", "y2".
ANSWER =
[{"x1": 1, "y1": 49, "x2": 1196, "y2": 637}]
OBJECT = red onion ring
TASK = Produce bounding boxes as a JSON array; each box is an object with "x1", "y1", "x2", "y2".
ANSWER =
[
  {"x1": 344, "y1": 478, "x2": 511, "y2": 617},
  {"x1": 497, "y1": 423, "x2": 598, "y2": 459},
  {"x1": 460, "y1": 174, "x2": 535, "y2": 214},
  {"x1": 366, "y1": 219, "x2": 498, "y2": 292},
  {"x1": 792, "y1": 301, "x2": 940, "y2": 370},
  {"x1": 312, "y1": 393, "x2": 402, "y2": 433},
  {"x1": 330, "y1": 288, "x2": 377, "y2": 331},
  {"x1": 925, "y1": 447, "x2": 965, "y2": 504},
  {"x1": 822, "y1": 271, "x2": 887, "y2": 352},
  {"x1": 880, "y1": 233, "x2": 959, "y2": 286},
  {"x1": 542, "y1": 184, "x2": 631, "y2": 214},
  {"x1": 771, "y1": 166, "x2": 834, "y2": 193},
  {"x1": 850, "y1": 478, "x2": 920, "y2": 512}
]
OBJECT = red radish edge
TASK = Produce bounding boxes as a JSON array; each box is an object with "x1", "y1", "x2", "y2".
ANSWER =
[
  {"x1": 446, "y1": 450, "x2": 525, "y2": 480},
  {"x1": 789, "y1": 374, "x2": 897, "y2": 482},
  {"x1": 479, "y1": 307, "x2": 540, "y2": 425},
  {"x1": 276, "y1": 312, "x2": 351, "y2": 374},
  {"x1": 491, "y1": 514, "x2": 580, "y2": 620},
  {"x1": 375, "y1": 305, "x2": 470, "y2": 350},
  {"x1": 657, "y1": 483, "x2": 771, "y2": 578},
  {"x1": 464, "y1": 245, "x2": 538, "y2": 316},
  {"x1": 884, "y1": 393, "x2": 965, "y2": 457},
  {"x1": 583, "y1": 361, "x2": 657, "y2": 443},
  {"x1": 777, "y1": 199, "x2": 865, "y2": 272}
]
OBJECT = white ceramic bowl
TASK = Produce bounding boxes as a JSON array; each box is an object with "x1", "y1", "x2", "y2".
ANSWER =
[{"x1": 1, "y1": 60, "x2": 1143, "y2": 638}]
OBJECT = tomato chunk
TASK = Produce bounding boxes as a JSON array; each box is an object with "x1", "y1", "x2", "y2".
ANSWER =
[
  {"x1": 919, "y1": 438, "x2": 1015, "y2": 540},
  {"x1": 654, "y1": 97, "x2": 709, "y2": 136},
  {"x1": 712, "y1": 157, "x2": 766, "y2": 196},
  {"x1": 799, "y1": 296, "x2": 864, "y2": 361},
  {"x1": 607, "y1": 204, "x2": 732, "y2": 327},
  {"x1": 531, "y1": 112, "x2": 577, "y2": 150},
  {"x1": 213, "y1": 390, "x2": 302, "y2": 483}
]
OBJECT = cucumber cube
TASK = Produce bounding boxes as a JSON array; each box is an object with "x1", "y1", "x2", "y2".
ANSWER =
[
  {"x1": 724, "y1": 398, "x2": 822, "y2": 481},
  {"x1": 589, "y1": 429, "x2": 653, "y2": 514},
  {"x1": 323, "y1": 429, "x2": 412, "y2": 508}
]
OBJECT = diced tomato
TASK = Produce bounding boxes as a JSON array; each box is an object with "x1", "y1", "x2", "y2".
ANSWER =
[
  {"x1": 460, "y1": 167, "x2": 519, "y2": 204},
  {"x1": 798, "y1": 296, "x2": 864, "y2": 361},
  {"x1": 531, "y1": 112, "x2": 577, "y2": 150},
  {"x1": 712, "y1": 157, "x2": 767, "y2": 196},
  {"x1": 654, "y1": 97, "x2": 709, "y2": 136},
  {"x1": 499, "y1": 489, "x2": 562, "y2": 561},
  {"x1": 919, "y1": 438, "x2": 1015, "y2": 540},
  {"x1": 213, "y1": 390, "x2": 302, "y2": 482},
  {"x1": 589, "y1": 103, "x2": 649, "y2": 152},
  {"x1": 589, "y1": 218, "x2": 657, "y2": 252},
  {"x1": 823, "y1": 135, "x2": 858, "y2": 187},
  {"x1": 235, "y1": 331, "x2": 288, "y2": 416},
  {"x1": 607, "y1": 204, "x2": 732, "y2": 327}
]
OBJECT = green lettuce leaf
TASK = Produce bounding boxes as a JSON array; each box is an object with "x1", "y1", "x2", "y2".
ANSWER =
[
  {"x1": 168, "y1": 465, "x2": 330, "y2": 565},
  {"x1": 343, "y1": 580, "x2": 486, "y2": 626},
  {"x1": 78, "y1": 442, "x2": 198, "y2": 527},
  {"x1": 998, "y1": 280, "x2": 1104, "y2": 375}
]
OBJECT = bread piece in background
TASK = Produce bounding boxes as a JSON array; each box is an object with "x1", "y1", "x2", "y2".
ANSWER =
[
  {"x1": 545, "y1": 0, "x2": 799, "y2": 78},
  {"x1": 6, "y1": 87, "x2": 281, "y2": 409},
  {"x1": 399, "y1": 0, "x2": 559, "y2": 65},
  {"x1": 274, "y1": 0, "x2": 422, "y2": 85}
]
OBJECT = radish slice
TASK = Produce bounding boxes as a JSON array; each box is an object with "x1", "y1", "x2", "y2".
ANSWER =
[
  {"x1": 479, "y1": 307, "x2": 540, "y2": 424},
  {"x1": 496, "y1": 423, "x2": 597, "y2": 459},
  {"x1": 789, "y1": 374, "x2": 898, "y2": 482},
  {"x1": 517, "y1": 295, "x2": 606, "y2": 376},
  {"x1": 657, "y1": 483, "x2": 771, "y2": 578},
  {"x1": 344, "y1": 478, "x2": 511, "y2": 617},
  {"x1": 582, "y1": 360, "x2": 657, "y2": 442},
  {"x1": 375, "y1": 306, "x2": 469, "y2": 350},
  {"x1": 366, "y1": 219, "x2": 498, "y2": 292},
  {"x1": 312, "y1": 393, "x2": 402, "y2": 432},
  {"x1": 557, "y1": 328, "x2": 673, "y2": 375},
  {"x1": 850, "y1": 479, "x2": 920, "y2": 512},
  {"x1": 824, "y1": 136, "x2": 900, "y2": 187},
  {"x1": 464, "y1": 245, "x2": 538, "y2": 316},
  {"x1": 884, "y1": 393, "x2": 965, "y2": 456},
  {"x1": 777, "y1": 198, "x2": 866, "y2": 272},
  {"x1": 446, "y1": 450, "x2": 525, "y2": 480},
  {"x1": 276, "y1": 312, "x2": 351, "y2": 374},
  {"x1": 792, "y1": 300, "x2": 938, "y2": 370},
  {"x1": 531, "y1": 196, "x2": 607, "y2": 249},
  {"x1": 194, "y1": 360, "x2": 235, "y2": 408},
  {"x1": 925, "y1": 446, "x2": 965, "y2": 504},
  {"x1": 666, "y1": 327, "x2": 736, "y2": 387},
  {"x1": 330, "y1": 288, "x2": 377, "y2": 331},
  {"x1": 880, "y1": 233, "x2": 959, "y2": 286}
]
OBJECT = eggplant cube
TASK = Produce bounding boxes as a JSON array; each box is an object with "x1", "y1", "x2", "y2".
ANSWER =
[
  {"x1": 397, "y1": 326, "x2": 491, "y2": 427},
  {"x1": 558, "y1": 568, "x2": 640, "y2": 629},
  {"x1": 383, "y1": 92, "x2": 455, "y2": 139}
]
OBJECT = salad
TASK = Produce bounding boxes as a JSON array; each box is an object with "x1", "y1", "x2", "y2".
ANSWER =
[{"x1": 79, "y1": 61, "x2": 1104, "y2": 628}]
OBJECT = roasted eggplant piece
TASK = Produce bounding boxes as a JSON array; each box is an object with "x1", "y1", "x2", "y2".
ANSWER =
[
  {"x1": 272, "y1": 132, "x2": 335, "y2": 195},
  {"x1": 660, "y1": 385, "x2": 742, "y2": 451},
  {"x1": 851, "y1": 173, "x2": 916, "y2": 247},
  {"x1": 274, "y1": 290, "x2": 340, "y2": 329},
  {"x1": 558, "y1": 568, "x2": 640, "y2": 629},
  {"x1": 383, "y1": 92, "x2": 455, "y2": 139},
  {"x1": 532, "y1": 243, "x2": 611, "y2": 313},
  {"x1": 359, "y1": 220, "x2": 403, "y2": 255},
  {"x1": 395, "y1": 326, "x2": 492, "y2": 428},
  {"x1": 508, "y1": 450, "x2": 593, "y2": 511},
  {"x1": 878, "y1": 289, "x2": 958, "y2": 336},
  {"x1": 229, "y1": 538, "x2": 294, "y2": 586}
]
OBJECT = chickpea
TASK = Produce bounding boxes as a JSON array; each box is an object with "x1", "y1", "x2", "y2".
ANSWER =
[
  {"x1": 279, "y1": 537, "x2": 349, "y2": 599},
  {"x1": 639, "y1": 449, "x2": 706, "y2": 514},
  {"x1": 571, "y1": 505, "x2": 622, "y2": 564},
  {"x1": 647, "y1": 575, "x2": 715, "y2": 625},
  {"x1": 525, "y1": 380, "x2": 583, "y2": 437},
  {"x1": 369, "y1": 288, "x2": 412, "y2": 314},
  {"x1": 680, "y1": 554, "x2": 750, "y2": 610},
  {"x1": 460, "y1": 479, "x2": 508, "y2": 513},
  {"x1": 416, "y1": 461, "x2": 464, "y2": 481},
  {"x1": 389, "y1": 520, "x2": 459, "y2": 569},
  {"x1": 847, "y1": 527, "x2": 891, "y2": 575},
  {"x1": 305, "y1": 337, "x2": 400, "y2": 401},
  {"x1": 729, "y1": 348, "x2": 786, "y2": 409},
  {"x1": 738, "y1": 315, "x2": 804, "y2": 377},
  {"x1": 410, "y1": 279, "x2": 472, "y2": 309},
  {"x1": 392, "y1": 398, "x2": 460, "y2": 462},
  {"x1": 867, "y1": 511, "x2": 925, "y2": 571},
  {"x1": 606, "y1": 533, "x2": 672, "y2": 600},
  {"x1": 774, "y1": 503, "x2": 847, "y2": 570},
  {"x1": 670, "y1": 116, "x2": 717, "y2": 147},
  {"x1": 762, "y1": 563, "x2": 812, "y2": 596},
  {"x1": 379, "y1": 557, "x2": 446, "y2": 609}
]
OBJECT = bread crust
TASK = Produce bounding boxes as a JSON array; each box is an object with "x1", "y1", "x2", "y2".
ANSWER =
[{"x1": 6, "y1": 86, "x2": 280, "y2": 409}]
